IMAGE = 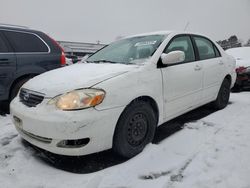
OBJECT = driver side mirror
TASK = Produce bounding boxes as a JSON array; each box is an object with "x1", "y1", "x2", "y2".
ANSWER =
[{"x1": 161, "y1": 51, "x2": 185, "y2": 65}]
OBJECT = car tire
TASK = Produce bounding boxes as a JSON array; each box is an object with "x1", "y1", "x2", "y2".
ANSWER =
[
  {"x1": 113, "y1": 100, "x2": 157, "y2": 158},
  {"x1": 10, "y1": 78, "x2": 31, "y2": 101},
  {"x1": 212, "y1": 78, "x2": 231, "y2": 110}
]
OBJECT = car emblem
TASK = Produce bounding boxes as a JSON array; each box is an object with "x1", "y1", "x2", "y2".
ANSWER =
[{"x1": 23, "y1": 92, "x2": 30, "y2": 101}]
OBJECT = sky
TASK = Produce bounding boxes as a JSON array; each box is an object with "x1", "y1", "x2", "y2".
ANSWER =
[{"x1": 0, "y1": 0, "x2": 249, "y2": 44}]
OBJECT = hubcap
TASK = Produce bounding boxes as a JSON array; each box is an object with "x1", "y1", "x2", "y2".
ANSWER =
[{"x1": 127, "y1": 113, "x2": 148, "y2": 146}]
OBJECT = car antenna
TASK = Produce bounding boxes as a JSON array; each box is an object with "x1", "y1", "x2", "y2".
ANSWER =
[{"x1": 184, "y1": 22, "x2": 190, "y2": 31}]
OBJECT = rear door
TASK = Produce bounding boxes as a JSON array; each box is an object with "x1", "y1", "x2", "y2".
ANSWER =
[
  {"x1": 192, "y1": 36, "x2": 224, "y2": 102},
  {"x1": 160, "y1": 35, "x2": 203, "y2": 119},
  {"x1": 0, "y1": 31, "x2": 16, "y2": 100}
]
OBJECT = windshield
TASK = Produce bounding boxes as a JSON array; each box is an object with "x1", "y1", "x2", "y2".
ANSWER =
[{"x1": 87, "y1": 34, "x2": 166, "y2": 64}]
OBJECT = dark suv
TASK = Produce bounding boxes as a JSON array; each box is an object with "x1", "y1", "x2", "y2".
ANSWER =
[{"x1": 0, "y1": 24, "x2": 66, "y2": 102}]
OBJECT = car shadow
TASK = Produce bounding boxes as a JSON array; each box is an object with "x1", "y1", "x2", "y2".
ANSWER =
[
  {"x1": 243, "y1": 87, "x2": 250, "y2": 92},
  {"x1": 22, "y1": 103, "x2": 223, "y2": 174},
  {"x1": 153, "y1": 104, "x2": 217, "y2": 144},
  {"x1": 231, "y1": 86, "x2": 250, "y2": 93},
  {"x1": 23, "y1": 139, "x2": 126, "y2": 174}
]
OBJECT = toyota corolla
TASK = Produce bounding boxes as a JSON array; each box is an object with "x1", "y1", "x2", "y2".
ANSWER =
[{"x1": 10, "y1": 31, "x2": 236, "y2": 158}]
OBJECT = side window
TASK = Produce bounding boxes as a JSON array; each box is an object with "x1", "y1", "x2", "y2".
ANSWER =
[
  {"x1": 214, "y1": 45, "x2": 221, "y2": 57},
  {"x1": 194, "y1": 37, "x2": 216, "y2": 60},
  {"x1": 3, "y1": 31, "x2": 49, "y2": 53},
  {"x1": 0, "y1": 34, "x2": 8, "y2": 53},
  {"x1": 164, "y1": 36, "x2": 195, "y2": 62}
]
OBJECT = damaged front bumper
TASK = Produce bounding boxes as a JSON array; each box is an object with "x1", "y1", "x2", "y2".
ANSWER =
[{"x1": 10, "y1": 97, "x2": 124, "y2": 156}]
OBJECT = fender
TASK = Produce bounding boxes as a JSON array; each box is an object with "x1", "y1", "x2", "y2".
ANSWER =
[{"x1": 5, "y1": 66, "x2": 47, "y2": 99}]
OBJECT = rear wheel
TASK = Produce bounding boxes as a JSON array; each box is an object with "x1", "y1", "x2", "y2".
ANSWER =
[
  {"x1": 113, "y1": 101, "x2": 157, "y2": 158},
  {"x1": 212, "y1": 78, "x2": 231, "y2": 110}
]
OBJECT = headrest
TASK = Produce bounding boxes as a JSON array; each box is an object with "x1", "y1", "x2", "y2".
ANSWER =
[
  {"x1": 199, "y1": 46, "x2": 209, "y2": 55},
  {"x1": 170, "y1": 46, "x2": 185, "y2": 52}
]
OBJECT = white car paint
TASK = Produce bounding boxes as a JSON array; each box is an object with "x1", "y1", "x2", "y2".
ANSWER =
[
  {"x1": 23, "y1": 63, "x2": 138, "y2": 97},
  {"x1": 10, "y1": 31, "x2": 236, "y2": 156}
]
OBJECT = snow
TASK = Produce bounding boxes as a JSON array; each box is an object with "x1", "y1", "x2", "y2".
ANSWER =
[
  {"x1": 23, "y1": 63, "x2": 138, "y2": 97},
  {"x1": 1, "y1": 92, "x2": 250, "y2": 188},
  {"x1": 226, "y1": 47, "x2": 250, "y2": 68}
]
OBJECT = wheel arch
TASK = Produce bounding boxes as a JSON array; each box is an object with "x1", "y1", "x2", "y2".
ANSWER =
[
  {"x1": 130, "y1": 96, "x2": 159, "y2": 125},
  {"x1": 224, "y1": 74, "x2": 232, "y2": 88},
  {"x1": 115, "y1": 95, "x2": 160, "y2": 130},
  {"x1": 225, "y1": 74, "x2": 232, "y2": 83},
  {"x1": 112, "y1": 95, "x2": 159, "y2": 157},
  {"x1": 9, "y1": 74, "x2": 38, "y2": 99}
]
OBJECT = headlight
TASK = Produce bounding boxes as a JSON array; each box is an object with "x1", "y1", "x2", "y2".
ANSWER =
[{"x1": 48, "y1": 88, "x2": 105, "y2": 110}]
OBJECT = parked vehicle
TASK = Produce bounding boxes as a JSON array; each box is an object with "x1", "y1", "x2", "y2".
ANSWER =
[
  {"x1": 0, "y1": 24, "x2": 66, "y2": 102},
  {"x1": 65, "y1": 57, "x2": 73, "y2": 66},
  {"x1": 11, "y1": 31, "x2": 236, "y2": 158},
  {"x1": 226, "y1": 47, "x2": 250, "y2": 91},
  {"x1": 66, "y1": 54, "x2": 80, "y2": 64}
]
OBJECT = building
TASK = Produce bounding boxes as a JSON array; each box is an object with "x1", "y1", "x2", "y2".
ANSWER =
[{"x1": 57, "y1": 41, "x2": 106, "y2": 57}]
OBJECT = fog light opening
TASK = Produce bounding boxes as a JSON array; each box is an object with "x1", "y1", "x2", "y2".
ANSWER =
[{"x1": 57, "y1": 138, "x2": 90, "y2": 148}]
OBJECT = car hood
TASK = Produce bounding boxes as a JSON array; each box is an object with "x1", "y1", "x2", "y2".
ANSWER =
[{"x1": 23, "y1": 63, "x2": 139, "y2": 97}]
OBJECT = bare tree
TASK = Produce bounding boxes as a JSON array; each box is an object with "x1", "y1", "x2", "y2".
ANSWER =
[{"x1": 245, "y1": 39, "x2": 250, "y2": 47}]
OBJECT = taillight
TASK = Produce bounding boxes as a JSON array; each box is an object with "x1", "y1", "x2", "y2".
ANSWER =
[
  {"x1": 60, "y1": 52, "x2": 66, "y2": 66},
  {"x1": 46, "y1": 34, "x2": 66, "y2": 66},
  {"x1": 236, "y1": 66, "x2": 247, "y2": 74}
]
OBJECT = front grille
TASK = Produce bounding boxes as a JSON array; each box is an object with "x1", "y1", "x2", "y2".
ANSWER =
[{"x1": 19, "y1": 88, "x2": 45, "y2": 107}]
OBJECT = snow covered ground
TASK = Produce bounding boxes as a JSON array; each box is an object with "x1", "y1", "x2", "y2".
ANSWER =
[{"x1": 0, "y1": 92, "x2": 250, "y2": 188}]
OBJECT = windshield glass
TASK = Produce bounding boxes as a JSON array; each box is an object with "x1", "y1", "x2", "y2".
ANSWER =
[{"x1": 87, "y1": 34, "x2": 166, "y2": 64}]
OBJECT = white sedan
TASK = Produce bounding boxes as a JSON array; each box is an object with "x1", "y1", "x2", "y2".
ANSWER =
[{"x1": 10, "y1": 31, "x2": 236, "y2": 158}]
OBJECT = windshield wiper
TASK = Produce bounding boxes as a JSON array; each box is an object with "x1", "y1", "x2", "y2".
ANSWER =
[
  {"x1": 94, "y1": 60, "x2": 118, "y2": 64},
  {"x1": 87, "y1": 59, "x2": 127, "y2": 64}
]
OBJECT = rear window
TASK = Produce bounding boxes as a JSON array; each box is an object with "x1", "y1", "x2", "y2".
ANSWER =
[
  {"x1": 3, "y1": 30, "x2": 49, "y2": 53},
  {"x1": 194, "y1": 36, "x2": 216, "y2": 60}
]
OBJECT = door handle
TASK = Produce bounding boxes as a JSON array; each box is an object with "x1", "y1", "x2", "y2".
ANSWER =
[
  {"x1": 0, "y1": 59, "x2": 9, "y2": 62},
  {"x1": 0, "y1": 59, "x2": 11, "y2": 65},
  {"x1": 194, "y1": 65, "x2": 202, "y2": 71}
]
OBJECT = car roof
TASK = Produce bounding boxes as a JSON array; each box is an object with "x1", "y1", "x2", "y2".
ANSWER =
[
  {"x1": 123, "y1": 30, "x2": 206, "y2": 39},
  {"x1": 0, "y1": 25, "x2": 40, "y2": 34}
]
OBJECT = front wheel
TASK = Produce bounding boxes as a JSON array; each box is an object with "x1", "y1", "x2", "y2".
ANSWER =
[
  {"x1": 211, "y1": 78, "x2": 231, "y2": 110},
  {"x1": 113, "y1": 101, "x2": 157, "y2": 158}
]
